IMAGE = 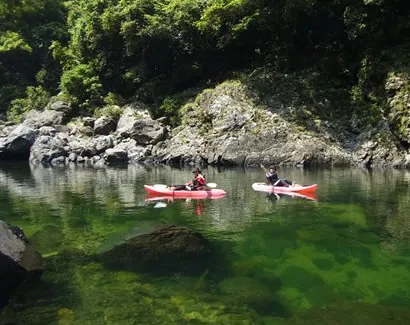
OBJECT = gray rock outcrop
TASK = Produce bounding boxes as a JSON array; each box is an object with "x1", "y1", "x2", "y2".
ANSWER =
[
  {"x1": 22, "y1": 109, "x2": 65, "y2": 129},
  {"x1": 116, "y1": 106, "x2": 167, "y2": 145},
  {"x1": 103, "y1": 148, "x2": 128, "y2": 164},
  {"x1": 148, "y1": 80, "x2": 410, "y2": 169},
  {"x1": 94, "y1": 116, "x2": 117, "y2": 135},
  {"x1": 29, "y1": 134, "x2": 69, "y2": 164},
  {"x1": 0, "y1": 125, "x2": 36, "y2": 160},
  {"x1": 48, "y1": 101, "x2": 71, "y2": 113},
  {"x1": 1, "y1": 76, "x2": 409, "y2": 168}
]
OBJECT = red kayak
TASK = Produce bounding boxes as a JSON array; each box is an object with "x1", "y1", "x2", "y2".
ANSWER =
[
  {"x1": 144, "y1": 195, "x2": 225, "y2": 204},
  {"x1": 144, "y1": 184, "x2": 226, "y2": 198},
  {"x1": 252, "y1": 182, "x2": 318, "y2": 193}
]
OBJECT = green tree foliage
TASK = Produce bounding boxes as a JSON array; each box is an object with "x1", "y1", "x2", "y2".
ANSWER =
[
  {"x1": 60, "y1": 63, "x2": 103, "y2": 110},
  {"x1": 0, "y1": 0, "x2": 67, "y2": 116},
  {"x1": 8, "y1": 86, "x2": 50, "y2": 121},
  {"x1": 1, "y1": 0, "x2": 410, "y2": 128}
]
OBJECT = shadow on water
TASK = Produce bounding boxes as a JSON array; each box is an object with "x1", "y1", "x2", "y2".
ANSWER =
[{"x1": 0, "y1": 162, "x2": 33, "y2": 183}]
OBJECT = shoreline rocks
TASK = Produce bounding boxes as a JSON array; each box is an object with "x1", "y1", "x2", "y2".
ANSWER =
[{"x1": 0, "y1": 81, "x2": 409, "y2": 169}]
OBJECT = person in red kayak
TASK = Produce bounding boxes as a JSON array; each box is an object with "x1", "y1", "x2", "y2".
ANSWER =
[
  {"x1": 186, "y1": 168, "x2": 206, "y2": 190},
  {"x1": 170, "y1": 168, "x2": 207, "y2": 191}
]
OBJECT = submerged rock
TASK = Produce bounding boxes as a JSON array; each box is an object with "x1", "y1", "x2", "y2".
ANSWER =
[
  {"x1": 29, "y1": 225, "x2": 64, "y2": 255},
  {"x1": 101, "y1": 225, "x2": 212, "y2": 275},
  {"x1": 0, "y1": 221, "x2": 45, "y2": 307}
]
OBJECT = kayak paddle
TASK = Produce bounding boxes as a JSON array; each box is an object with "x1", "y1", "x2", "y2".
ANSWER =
[
  {"x1": 154, "y1": 202, "x2": 167, "y2": 208},
  {"x1": 153, "y1": 183, "x2": 218, "y2": 189}
]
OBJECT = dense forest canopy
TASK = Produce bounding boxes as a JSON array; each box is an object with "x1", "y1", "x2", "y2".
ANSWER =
[{"x1": 1, "y1": 0, "x2": 410, "y2": 125}]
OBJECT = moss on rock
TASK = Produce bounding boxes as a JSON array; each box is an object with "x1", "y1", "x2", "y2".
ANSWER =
[
  {"x1": 219, "y1": 276, "x2": 287, "y2": 317},
  {"x1": 286, "y1": 301, "x2": 410, "y2": 325}
]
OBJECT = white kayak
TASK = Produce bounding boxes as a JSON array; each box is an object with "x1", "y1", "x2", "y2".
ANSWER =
[{"x1": 252, "y1": 182, "x2": 318, "y2": 193}]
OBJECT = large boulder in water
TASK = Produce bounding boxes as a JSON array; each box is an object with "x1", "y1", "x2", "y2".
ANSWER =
[
  {"x1": 0, "y1": 221, "x2": 45, "y2": 307},
  {"x1": 0, "y1": 125, "x2": 37, "y2": 160},
  {"x1": 103, "y1": 148, "x2": 128, "y2": 164},
  {"x1": 29, "y1": 134, "x2": 69, "y2": 164},
  {"x1": 101, "y1": 225, "x2": 212, "y2": 275}
]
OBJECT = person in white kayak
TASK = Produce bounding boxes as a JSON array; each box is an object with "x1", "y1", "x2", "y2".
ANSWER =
[{"x1": 261, "y1": 164, "x2": 292, "y2": 187}]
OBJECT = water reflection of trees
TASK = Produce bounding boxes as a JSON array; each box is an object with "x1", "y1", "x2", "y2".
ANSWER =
[
  {"x1": 0, "y1": 165, "x2": 409, "y2": 252},
  {"x1": 357, "y1": 170, "x2": 410, "y2": 252}
]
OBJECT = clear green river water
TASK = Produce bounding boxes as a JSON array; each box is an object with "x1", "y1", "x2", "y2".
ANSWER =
[{"x1": 1, "y1": 164, "x2": 410, "y2": 325}]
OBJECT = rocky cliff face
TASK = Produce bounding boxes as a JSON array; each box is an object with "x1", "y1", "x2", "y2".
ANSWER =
[
  {"x1": 151, "y1": 80, "x2": 410, "y2": 169},
  {"x1": 0, "y1": 76, "x2": 409, "y2": 169}
]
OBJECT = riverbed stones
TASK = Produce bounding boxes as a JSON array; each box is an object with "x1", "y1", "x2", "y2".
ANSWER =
[
  {"x1": 219, "y1": 276, "x2": 287, "y2": 316},
  {"x1": 286, "y1": 301, "x2": 410, "y2": 325}
]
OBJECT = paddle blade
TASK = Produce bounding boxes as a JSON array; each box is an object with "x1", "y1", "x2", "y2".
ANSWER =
[
  {"x1": 153, "y1": 183, "x2": 217, "y2": 189},
  {"x1": 153, "y1": 184, "x2": 168, "y2": 189},
  {"x1": 154, "y1": 202, "x2": 167, "y2": 208}
]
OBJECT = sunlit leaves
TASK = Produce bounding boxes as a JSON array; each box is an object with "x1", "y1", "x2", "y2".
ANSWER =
[
  {"x1": 60, "y1": 63, "x2": 103, "y2": 107},
  {"x1": 0, "y1": 31, "x2": 32, "y2": 53},
  {"x1": 1, "y1": 0, "x2": 410, "y2": 124},
  {"x1": 0, "y1": 0, "x2": 67, "y2": 115},
  {"x1": 8, "y1": 85, "x2": 50, "y2": 121}
]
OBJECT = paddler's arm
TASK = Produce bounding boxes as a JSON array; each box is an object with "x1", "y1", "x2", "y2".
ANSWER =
[{"x1": 260, "y1": 164, "x2": 269, "y2": 173}]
